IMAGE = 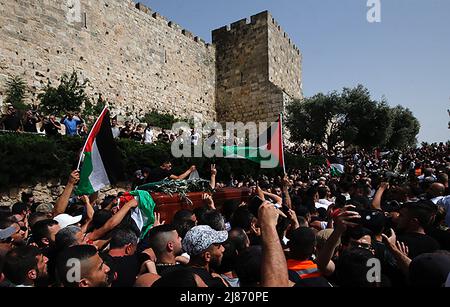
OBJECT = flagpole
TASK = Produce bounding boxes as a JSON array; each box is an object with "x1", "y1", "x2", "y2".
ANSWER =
[
  {"x1": 76, "y1": 105, "x2": 109, "y2": 171},
  {"x1": 279, "y1": 113, "x2": 286, "y2": 175}
]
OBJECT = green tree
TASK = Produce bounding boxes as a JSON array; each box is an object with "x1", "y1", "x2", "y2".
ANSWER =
[
  {"x1": 341, "y1": 85, "x2": 393, "y2": 149},
  {"x1": 386, "y1": 106, "x2": 420, "y2": 149},
  {"x1": 140, "y1": 110, "x2": 178, "y2": 130},
  {"x1": 287, "y1": 85, "x2": 420, "y2": 150},
  {"x1": 4, "y1": 75, "x2": 28, "y2": 110},
  {"x1": 38, "y1": 70, "x2": 89, "y2": 116},
  {"x1": 286, "y1": 92, "x2": 345, "y2": 149}
]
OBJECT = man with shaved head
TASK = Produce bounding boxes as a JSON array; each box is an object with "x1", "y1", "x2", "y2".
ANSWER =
[{"x1": 146, "y1": 225, "x2": 183, "y2": 276}]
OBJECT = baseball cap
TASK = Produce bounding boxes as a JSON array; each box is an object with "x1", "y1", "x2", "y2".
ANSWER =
[
  {"x1": 0, "y1": 225, "x2": 17, "y2": 241},
  {"x1": 36, "y1": 203, "x2": 54, "y2": 214},
  {"x1": 182, "y1": 225, "x2": 228, "y2": 256},
  {"x1": 53, "y1": 214, "x2": 82, "y2": 229}
]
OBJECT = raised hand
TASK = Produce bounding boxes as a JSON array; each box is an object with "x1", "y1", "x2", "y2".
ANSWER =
[{"x1": 68, "y1": 170, "x2": 80, "y2": 185}]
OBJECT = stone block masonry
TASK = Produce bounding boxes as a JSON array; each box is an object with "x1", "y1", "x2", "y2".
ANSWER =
[
  {"x1": 0, "y1": 0, "x2": 216, "y2": 121},
  {"x1": 0, "y1": 1, "x2": 302, "y2": 125},
  {"x1": 213, "y1": 11, "x2": 302, "y2": 123}
]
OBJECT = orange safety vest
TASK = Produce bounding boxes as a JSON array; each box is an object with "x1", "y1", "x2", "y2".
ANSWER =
[{"x1": 287, "y1": 259, "x2": 321, "y2": 279}]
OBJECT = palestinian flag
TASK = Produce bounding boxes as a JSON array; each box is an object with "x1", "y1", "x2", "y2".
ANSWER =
[
  {"x1": 327, "y1": 158, "x2": 344, "y2": 177},
  {"x1": 75, "y1": 107, "x2": 124, "y2": 195},
  {"x1": 222, "y1": 114, "x2": 285, "y2": 170},
  {"x1": 118, "y1": 190, "x2": 156, "y2": 239}
]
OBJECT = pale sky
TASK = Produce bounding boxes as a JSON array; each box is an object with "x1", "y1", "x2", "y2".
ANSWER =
[{"x1": 142, "y1": 0, "x2": 450, "y2": 143}]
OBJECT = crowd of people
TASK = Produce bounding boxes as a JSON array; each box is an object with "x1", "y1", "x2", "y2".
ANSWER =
[
  {"x1": 1, "y1": 105, "x2": 245, "y2": 147},
  {"x1": 0, "y1": 141, "x2": 449, "y2": 287}
]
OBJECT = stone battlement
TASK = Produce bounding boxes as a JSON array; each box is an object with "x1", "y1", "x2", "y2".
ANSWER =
[
  {"x1": 134, "y1": 2, "x2": 212, "y2": 49},
  {"x1": 212, "y1": 10, "x2": 299, "y2": 54}
]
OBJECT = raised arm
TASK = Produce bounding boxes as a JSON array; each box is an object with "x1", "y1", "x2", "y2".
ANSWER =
[
  {"x1": 80, "y1": 195, "x2": 95, "y2": 234},
  {"x1": 259, "y1": 202, "x2": 289, "y2": 287},
  {"x1": 282, "y1": 175, "x2": 293, "y2": 209},
  {"x1": 317, "y1": 207, "x2": 361, "y2": 276},
  {"x1": 210, "y1": 164, "x2": 217, "y2": 189},
  {"x1": 89, "y1": 199, "x2": 138, "y2": 241},
  {"x1": 53, "y1": 170, "x2": 80, "y2": 216},
  {"x1": 371, "y1": 182, "x2": 389, "y2": 210},
  {"x1": 170, "y1": 165, "x2": 196, "y2": 180}
]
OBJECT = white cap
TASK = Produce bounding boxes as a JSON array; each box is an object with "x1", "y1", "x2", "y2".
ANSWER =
[{"x1": 53, "y1": 214, "x2": 82, "y2": 229}]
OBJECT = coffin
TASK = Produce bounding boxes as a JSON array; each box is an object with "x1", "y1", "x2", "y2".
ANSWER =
[{"x1": 152, "y1": 187, "x2": 252, "y2": 223}]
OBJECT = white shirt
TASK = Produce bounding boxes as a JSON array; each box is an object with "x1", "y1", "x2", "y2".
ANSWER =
[
  {"x1": 317, "y1": 199, "x2": 333, "y2": 210},
  {"x1": 111, "y1": 127, "x2": 120, "y2": 139},
  {"x1": 143, "y1": 129, "x2": 154, "y2": 144}
]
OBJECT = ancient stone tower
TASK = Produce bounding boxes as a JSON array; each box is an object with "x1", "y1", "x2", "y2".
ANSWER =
[
  {"x1": 213, "y1": 11, "x2": 303, "y2": 123},
  {"x1": 0, "y1": 1, "x2": 302, "y2": 124}
]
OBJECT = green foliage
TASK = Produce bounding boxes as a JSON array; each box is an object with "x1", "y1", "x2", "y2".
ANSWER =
[
  {"x1": 386, "y1": 106, "x2": 420, "y2": 149},
  {"x1": 83, "y1": 94, "x2": 107, "y2": 126},
  {"x1": 4, "y1": 75, "x2": 28, "y2": 110},
  {"x1": 38, "y1": 70, "x2": 90, "y2": 117},
  {"x1": 287, "y1": 85, "x2": 420, "y2": 150},
  {"x1": 140, "y1": 110, "x2": 179, "y2": 130},
  {"x1": 0, "y1": 133, "x2": 325, "y2": 190}
]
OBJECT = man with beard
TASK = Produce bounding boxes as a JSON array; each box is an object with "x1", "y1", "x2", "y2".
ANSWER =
[
  {"x1": 2, "y1": 246, "x2": 48, "y2": 287},
  {"x1": 182, "y1": 225, "x2": 229, "y2": 287},
  {"x1": 147, "y1": 224, "x2": 184, "y2": 276},
  {"x1": 56, "y1": 245, "x2": 112, "y2": 287}
]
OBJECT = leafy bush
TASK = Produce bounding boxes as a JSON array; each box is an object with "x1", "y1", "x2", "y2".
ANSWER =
[
  {"x1": 0, "y1": 133, "x2": 325, "y2": 190},
  {"x1": 140, "y1": 110, "x2": 180, "y2": 130},
  {"x1": 38, "y1": 70, "x2": 90, "y2": 117},
  {"x1": 4, "y1": 75, "x2": 28, "y2": 110}
]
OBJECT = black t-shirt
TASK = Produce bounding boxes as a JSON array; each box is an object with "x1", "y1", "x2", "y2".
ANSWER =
[
  {"x1": 23, "y1": 117, "x2": 38, "y2": 133},
  {"x1": 156, "y1": 263, "x2": 184, "y2": 276},
  {"x1": 427, "y1": 227, "x2": 450, "y2": 251},
  {"x1": 190, "y1": 267, "x2": 228, "y2": 287},
  {"x1": 43, "y1": 121, "x2": 61, "y2": 136},
  {"x1": 3, "y1": 113, "x2": 21, "y2": 131},
  {"x1": 397, "y1": 232, "x2": 440, "y2": 259},
  {"x1": 130, "y1": 132, "x2": 143, "y2": 142},
  {"x1": 104, "y1": 254, "x2": 140, "y2": 287},
  {"x1": 147, "y1": 167, "x2": 172, "y2": 183}
]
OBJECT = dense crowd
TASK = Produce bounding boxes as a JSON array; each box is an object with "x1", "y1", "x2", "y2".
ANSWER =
[{"x1": 0, "y1": 140, "x2": 449, "y2": 287}]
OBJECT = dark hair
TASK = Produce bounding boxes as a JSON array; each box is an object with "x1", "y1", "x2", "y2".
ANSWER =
[
  {"x1": 100, "y1": 196, "x2": 116, "y2": 209},
  {"x1": 110, "y1": 228, "x2": 138, "y2": 249},
  {"x1": 21, "y1": 192, "x2": 33, "y2": 204},
  {"x1": 55, "y1": 225, "x2": 82, "y2": 250},
  {"x1": 28, "y1": 212, "x2": 48, "y2": 228},
  {"x1": 201, "y1": 210, "x2": 226, "y2": 231},
  {"x1": 174, "y1": 220, "x2": 196, "y2": 239},
  {"x1": 288, "y1": 227, "x2": 316, "y2": 260},
  {"x1": 228, "y1": 228, "x2": 249, "y2": 253},
  {"x1": 403, "y1": 201, "x2": 438, "y2": 228},
  {"x1": 11, "y1": 202, "x2": 27, "y2": 215},
  {"x1": 317, "y1": 186, "x2": 328, "y2": 199},
  {"x1": 3, "y1": 246, "x2": 42, "y2": 285},
  {"x1": 31, "y1": 219, "x2": 59, "y2": 247},
  {"x1": 56, "y1": 245, "x2": 98, "y2": 287},
  {"x1": 222, "y1": 200, "x2": 240, "y2": 222},
  {"x1": 235, "y1": 246, "x2": 262, "y2": 287},
  {"x1": 230, "y1": 207, "x2": 254, "y2": 232},
  {"x1": 92, "y1": 210, "x2": 113, "y2": 230},
  {"x1": 146, "y1": 224, "x2": 177, "y2": 256},
  {"x1": 215, "y1": 240, "x2": 238, "y2": 274},
  {"x1": 173, "y1": 209, "x2": 194, "y2": 225},
  {"x1": 193, "y1": 207, "x2": 209, "y2": 225}
]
